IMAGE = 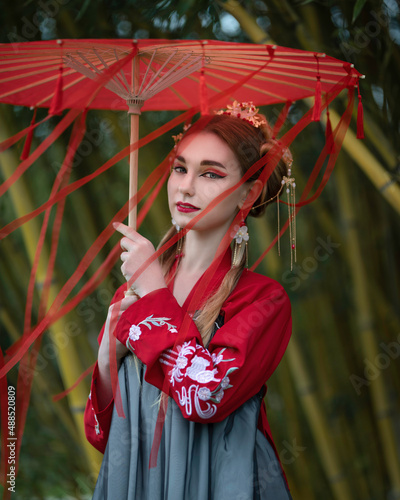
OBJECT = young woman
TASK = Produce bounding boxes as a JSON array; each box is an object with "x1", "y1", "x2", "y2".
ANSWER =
[{"x1": 84, "y1": 103, "x2": 293, "y2": 499}]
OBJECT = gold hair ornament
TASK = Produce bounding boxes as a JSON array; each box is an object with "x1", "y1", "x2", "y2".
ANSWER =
[
  {"x1": 172, "y1": 100, "x2": 266, "y2": 147},
  {"x1": 252, "y1": 151, "x2": 296, "y2": 270},
  {"x1": 216, "y1": 100, "x2": 267, "y2": 128}
]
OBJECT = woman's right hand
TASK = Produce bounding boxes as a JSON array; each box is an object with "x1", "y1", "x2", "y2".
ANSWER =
[
  {"x1": 96, "y1": 295, "x2": 138, "y2": 410},
  {"x1": 99, "y1": 295, "x2": 139, "y2": 368}
]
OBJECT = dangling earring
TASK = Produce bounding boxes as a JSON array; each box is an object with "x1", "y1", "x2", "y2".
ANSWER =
[
  {"x1": 277, "y1": 159, "x2": 296, "y2": 270},
  {"x1": 172, "y1": 218, "x2": 184, "y2": 261},
  {"x1": 231, "y1": 213, "x2": 249, "y2": 268}
]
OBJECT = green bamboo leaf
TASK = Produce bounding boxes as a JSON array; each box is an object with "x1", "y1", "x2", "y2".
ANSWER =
[{"x1": 352, "y1": 0, "x2": 368, "y2": 23}]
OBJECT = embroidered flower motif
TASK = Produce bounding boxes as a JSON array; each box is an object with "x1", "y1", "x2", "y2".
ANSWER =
[
  {"x1": 221, "y1": 376, "x2": 230, "y2": 389},
  {"x1": 176, "y1": 353, "x2": 188, "y2": 369},
  {"x1": 198, "y1": 387, "x2": 212, "y2": 401},
  {"x1": 93, "y1": 411, "x2": 100, "y2": 435},
  {"x1": 129, "y1": 324, "x2": 142, "y2": 341},
  {"x1": 231, "y1": 224, "x2": 249, "y2": 244},
  {"x1": 211, "y1": 352, "x2": 224, "y2": 365},
  {"x1": 125, "y1": 315, "x2": 177, "y2": 351},
  {"x1": 214, "y1": 389, "x2": 224, "y2": 403}
]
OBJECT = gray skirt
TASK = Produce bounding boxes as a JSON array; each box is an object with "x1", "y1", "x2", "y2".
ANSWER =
[{"x1": 92, "y1": 356, "x2": 292, "y2": 500}]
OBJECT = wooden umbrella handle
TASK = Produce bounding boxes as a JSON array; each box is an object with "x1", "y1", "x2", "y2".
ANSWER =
[{"x1": 128, "y1": 113, "x2": 139, "y2": 229}]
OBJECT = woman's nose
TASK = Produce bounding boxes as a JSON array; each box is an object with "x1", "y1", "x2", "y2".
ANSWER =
[{"x1": 178, "y1": 174, "x2": 195, "y2": 196}]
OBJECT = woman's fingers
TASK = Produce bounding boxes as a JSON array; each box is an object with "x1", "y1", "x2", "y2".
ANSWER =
[{"x1": 114, "y1": 222, "x2": 139, "y2": 240}]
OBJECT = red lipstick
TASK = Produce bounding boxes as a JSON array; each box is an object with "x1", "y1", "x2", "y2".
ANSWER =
[{"x1": 176, "y1": 202, "x2": 200, "y2": 213}]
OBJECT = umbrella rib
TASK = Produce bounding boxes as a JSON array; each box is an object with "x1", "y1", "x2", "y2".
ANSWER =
[
  {"x1": 208, "y1": 63, "x2": 335, "y2": 87},
  {"x1": 0, "y1": 68, "x2": 78, "y2": 99},
  {"x1": 93, "y1": 48, "x2": 127, "y2": 94},
  {"x1": 65, "y1": 53, "x2": 126, "y2": 98},
  {"x1": 77, "y1": 51, "x2": 102, "y2": 75},
  {"x1": 147, "y1": 55, "x2": 203, "y2": 99},
  {"x1": 206, "y1": 69, "x2": 314, "y2": 95},
  {"x1": 186, "y1": 73, "x2": 287, "y2": 103},
  {"x1": 167, "y1": 86, "x2": 192, "y2": 108},
  {"x1": 113, "y1": 49, "x2": 131, "y2": 93},
  {"x1": 140, "y1": 50, "x2": 178, "y2": 95},
  {"x1": 210, "y1": 59, "x2": 344, "y2": 80},
  {"x1": 35, "y1": 74, "x2": 88, "y2": 107},
  {"x1": 137, "y1": 49, "x2": 157, "y2": 97}
]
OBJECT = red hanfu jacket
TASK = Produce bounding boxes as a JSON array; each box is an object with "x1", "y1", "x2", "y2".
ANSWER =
[{"x1": 84, "y1": 250, "x2": 292, "y2": 463}]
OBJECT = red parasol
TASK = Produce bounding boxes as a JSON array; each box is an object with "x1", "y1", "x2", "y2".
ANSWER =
[
  {"x1": 0, "y1": 38, "x2": 364, "y2": 227},
  {"x1": 0, "y1": 38, "x2": 364, "y2": 490}
]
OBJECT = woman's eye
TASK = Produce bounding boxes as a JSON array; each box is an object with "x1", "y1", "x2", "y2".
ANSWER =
[
  {"x1": 203, "y1": 171, "x2": 224, "y2": 179},
  {"x1": 173, "y1": 165, "x2": 186, "y2": 173}
]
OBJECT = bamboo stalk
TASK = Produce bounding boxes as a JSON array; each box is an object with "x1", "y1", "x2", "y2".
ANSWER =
[
  {"x1": 327, "y1": 110, "x2": 400, "y2": 215},
  {"x1": 286, "y1": 334, "x2": 353, "y2": 500},
  {"x1": 217, "y1": 0, "x2": 274, "y2": 44},
  {"x1": 335, "y1": 161, "x2": 400, "y2": 495},
  {"x1": 273, "y1": 356, "x2": 316, "y2": 499},
  {"x1": 220, "y1": 0, "x2": 400, "y2": 216},
  {"x1": 0, "y1": 113, "x2": 103, "y2": 477},
  {"x1": 0, "y1": 307, "x2": 81, "y2": 445},
  {"x1": 313, "y1": 293, "x2": 377, "y2": 499}
]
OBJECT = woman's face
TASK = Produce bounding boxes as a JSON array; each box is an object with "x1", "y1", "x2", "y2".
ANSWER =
[{"x1": 168, "y1": 132, "x2": 249, "y2": 234}]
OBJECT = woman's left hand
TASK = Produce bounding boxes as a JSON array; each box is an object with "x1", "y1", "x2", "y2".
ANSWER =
[{"x1": 113, "y1": 222, "x2": 167, "y2": 297}]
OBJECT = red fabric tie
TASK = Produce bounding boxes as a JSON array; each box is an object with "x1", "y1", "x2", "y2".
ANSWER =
[
  {"x1": 357, "y1": 82, "x2": 365, "y2": 139},
  {"x1": 20, "y1": 107, "x2": 37, "y2": 160},
  {"x1": 49, "y1": 65, "x2": 64, "y2": 115},
  {"x1": 325, "y1": 107, "x2": 335, "y2": 154}
]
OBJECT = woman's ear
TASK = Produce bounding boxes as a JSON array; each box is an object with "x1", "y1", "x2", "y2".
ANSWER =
[{"x1": 239, "y1": 180, "x2": 264, "y2": 210}]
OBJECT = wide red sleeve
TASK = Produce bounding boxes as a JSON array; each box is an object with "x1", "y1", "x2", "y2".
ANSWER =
[
  {"x1": 84, "y1": 362, "x2": 114, "y2": 453},
  {"x1": 84, "y1": 284, "x2": 126, "y2": 453},
  {"x1": 115, "y1": 278, "x2": 291, "y2": 423}
]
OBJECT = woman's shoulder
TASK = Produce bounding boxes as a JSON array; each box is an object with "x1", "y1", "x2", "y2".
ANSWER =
[
  {"x1": 224, "y1": 268, "x2": 290, "y2": 311},
  {"x1": 239, "y1": 268, "x2": 288, "y2": 293}
]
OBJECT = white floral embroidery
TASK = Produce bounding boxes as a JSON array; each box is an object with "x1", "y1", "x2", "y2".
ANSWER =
[
  {"x1": 93, "y1": 410, "x2": 100, "y2": 435},
  {"x1": 186, "y1": 356, "x2": 219, "y2": 383},
  {"x1": 160, "y1": 342, "x2": 195, "y2": 386},
  {"x1": 129, "y1": 324, "x2": 142, "y2": 341},
  {"x1": 198, "y1": 387, "x2": 212, "y2": 401},
  {"x1": 214, "y1": 389, "x2": 224, "y2": 403},
  {"x1": 126, "y1": 315, "x2": 177, "y2": 351},
  {"x1": 221, "y1": 376, "x2": 231, "y2": 389},
  {"x1": 160, "y1": 342, "x2": 239, "y2": 419}
]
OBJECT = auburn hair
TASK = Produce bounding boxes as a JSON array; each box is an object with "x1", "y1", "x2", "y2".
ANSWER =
[{"x1": 158, "y1": 113, "x2": 290, "y2": 346}]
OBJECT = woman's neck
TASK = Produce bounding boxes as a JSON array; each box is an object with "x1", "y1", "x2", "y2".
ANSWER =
[{"x1": 179, "y1": 225, "x2": 230, "y2": 276}]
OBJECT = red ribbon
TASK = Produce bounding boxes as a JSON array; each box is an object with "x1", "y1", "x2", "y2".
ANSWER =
[
  {"x1": 20, "y1": 108, "x2": 37, "y2": 160},
  {"x1": 357, "y1": 80, "x2": 364, "y2": 139},
  {"x1": 49, "y1": 65, "x2": 64, "y2": 116}
]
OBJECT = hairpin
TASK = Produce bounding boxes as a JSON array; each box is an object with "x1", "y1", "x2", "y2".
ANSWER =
[{"x1": 215, "y1": 100, "x2": 267, "y2": 128}]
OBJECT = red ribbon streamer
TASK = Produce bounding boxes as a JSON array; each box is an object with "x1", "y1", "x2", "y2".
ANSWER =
[
  {"x1": 20, "y1": 107, "x2": 37, "y2": 160},
  {"x1": 49, "y1": 65, "x2": 64, "y2": 116},
  {"x1": 357, "y1": 81, "x2": 364, "y2": 139}
]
